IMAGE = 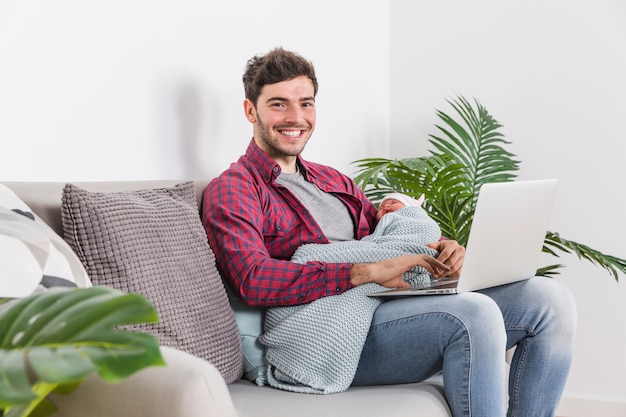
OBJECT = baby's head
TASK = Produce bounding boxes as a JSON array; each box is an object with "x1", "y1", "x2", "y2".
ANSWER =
[{"x1": 376, "y1": 192, "x2": 425, "y2": 221}]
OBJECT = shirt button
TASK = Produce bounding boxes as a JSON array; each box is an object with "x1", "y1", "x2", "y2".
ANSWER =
[
  {"x1": 273, "y1": 167, "x2": 279, "y2": 172},
  {"x1": 336, "y1": 287, "x2": 342, "y2": 293},
  {"x1": 318, "y1": 235, "x2": 324, "y2": 240}
]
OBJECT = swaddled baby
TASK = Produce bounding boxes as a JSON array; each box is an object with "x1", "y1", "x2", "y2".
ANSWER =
[{"x1": 292, "y1": 192, "x2": 440, "y2": 288}]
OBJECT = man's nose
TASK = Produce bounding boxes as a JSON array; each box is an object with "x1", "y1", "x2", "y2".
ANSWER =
[{"x1": 284, "y1": 106, "x2": 304, "y2": 123}]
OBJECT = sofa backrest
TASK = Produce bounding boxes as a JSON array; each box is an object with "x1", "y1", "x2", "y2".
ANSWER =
[
  {"x1": 3, "y1": 180, "x2": 211, "y2": 235},
  {"x1": 2, "y1": 179, "x2": 245, "y2": 384}
]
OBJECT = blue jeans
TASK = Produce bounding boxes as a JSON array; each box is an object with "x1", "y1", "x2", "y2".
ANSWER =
[{"x1": 351, "y1": 277, "x2": 577, "y2": 417}]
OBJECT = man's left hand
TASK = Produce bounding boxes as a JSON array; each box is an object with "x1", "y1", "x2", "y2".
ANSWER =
[{"x1": 427, "y1": 239, "x2": 465, "y2": 278}]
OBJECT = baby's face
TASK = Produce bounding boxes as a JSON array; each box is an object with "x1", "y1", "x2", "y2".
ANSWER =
[{"x1": 376, "y1": 198, "x2": 406, "y2": 221}]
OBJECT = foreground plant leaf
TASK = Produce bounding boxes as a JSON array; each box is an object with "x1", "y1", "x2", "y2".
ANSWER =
[{"x1": 0, "y1": 286, "x2": 164, "y2": 416}]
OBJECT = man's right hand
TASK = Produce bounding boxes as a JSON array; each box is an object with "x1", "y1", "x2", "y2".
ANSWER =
[{"x1": 350, "y1": 254, "x2": 451, "y2": 289}]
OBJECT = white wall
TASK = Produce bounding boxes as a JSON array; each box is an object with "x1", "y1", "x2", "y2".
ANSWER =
[
  {"x1": 0, "y1": 0, "x2": 389, "y2": 181},
  {"x1": 390, "y1": 0, "x2": 626, "y2": 412},
  {"x1": 1, "y1": 0, "x2": 625, "y2": 413}
]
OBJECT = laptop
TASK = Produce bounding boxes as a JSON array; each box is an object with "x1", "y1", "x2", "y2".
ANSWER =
[{"x1": 368, "y1": 179, "x2": 559, "y2": 297}]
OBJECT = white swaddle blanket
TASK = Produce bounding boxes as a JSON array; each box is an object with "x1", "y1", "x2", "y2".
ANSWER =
[{"x1": 260, "y1": 206, "x2": 441, "y2": 394}]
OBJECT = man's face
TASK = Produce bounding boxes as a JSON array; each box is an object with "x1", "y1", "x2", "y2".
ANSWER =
[{"x1": 244, "y1": 76, "x2": 316, "y2": 169}]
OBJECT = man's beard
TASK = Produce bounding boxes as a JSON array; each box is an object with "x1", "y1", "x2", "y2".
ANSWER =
[{"x1": 257, "y1": 117, "x2": 310, "y2": 158}]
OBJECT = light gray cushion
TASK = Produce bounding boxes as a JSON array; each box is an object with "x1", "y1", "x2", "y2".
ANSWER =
[
  {"x1": 0, "y1": 183, "x2": 91, "y2": 298},
  {"x1": 229, "y1": 376, "x2": 451, "y2": 417},
  {"x1": 61, "y1": 181, "x2": 243, "y2": 383},
  {"x1": 225, "y1": 287, "x2": 268, "y2": 385}
]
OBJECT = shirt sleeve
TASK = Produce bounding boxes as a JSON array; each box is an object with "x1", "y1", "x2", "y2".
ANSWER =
[{"x1": 202, "y1": 168, "x2": 355, "y2": 307}]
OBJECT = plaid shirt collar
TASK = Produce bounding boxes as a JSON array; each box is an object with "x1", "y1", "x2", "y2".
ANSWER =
[{"x1": 242, "y1": 138, "x2": 314, "y2": 184}]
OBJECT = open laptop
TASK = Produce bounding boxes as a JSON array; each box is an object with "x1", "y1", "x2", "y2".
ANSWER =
[{"x1": 369, "y1": 179, "x2": 559, "y2": 297}]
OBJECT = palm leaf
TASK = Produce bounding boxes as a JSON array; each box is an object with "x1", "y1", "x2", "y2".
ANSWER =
[
  {"x1": 0, "y1": 286, "x2": 165, "y2": 417},
  {"x1": 425, "y1": 193, "x2": 474, "y2": 245},
  {"x1": 353, "y1": 155, "x2": 467, "y2": 202},
  {"x1": 428, "y1": 96, "x2": 520, "y2": 201},
  {"x1": 351, "y1": 94, "x2": 626, "y2": 281},
  {"x1": 535, "y1": 263, "x2": 565, "y2": 277},
  {"x1": 543, "y1": 232, "x2": 625, "y2": 281}
]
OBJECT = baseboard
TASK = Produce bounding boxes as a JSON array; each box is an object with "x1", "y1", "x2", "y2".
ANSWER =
[{"x1": 557, "y1": 396, "x2": 626, "y2": 417}]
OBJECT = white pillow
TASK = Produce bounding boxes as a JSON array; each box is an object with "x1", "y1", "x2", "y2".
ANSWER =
[{"x1": 0, "y1": 183, "x2": 91, "y2": 298}]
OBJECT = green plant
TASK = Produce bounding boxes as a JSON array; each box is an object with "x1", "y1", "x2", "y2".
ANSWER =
[
  {"x1": 0, "y1": 286, "x2": 165, "y2": 417},
  {"x1": 353, "y1": 95, "x2": 626, "y2": 281}
]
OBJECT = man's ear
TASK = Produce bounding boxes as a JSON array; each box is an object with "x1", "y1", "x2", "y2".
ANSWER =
[{"x1": 244, "y1": 99, "x2": 257, "y2": 123}]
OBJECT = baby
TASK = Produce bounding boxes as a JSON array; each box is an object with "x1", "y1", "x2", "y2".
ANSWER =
[
  {"x1": 376, "y1": 192, "x2": 425, "y2": 220},
  {"x1": 292, "y1": 192, "x2": 440, "y2": 288}
]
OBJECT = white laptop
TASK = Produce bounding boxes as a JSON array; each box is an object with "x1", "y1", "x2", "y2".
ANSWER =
[{"x1": 369, "y1": 179, "x2": 559, "y2": 297}]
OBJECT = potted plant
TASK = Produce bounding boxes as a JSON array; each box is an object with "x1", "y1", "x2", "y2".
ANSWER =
[
  {"x1": 0, "y1": 286, "x2": 164, "y2": 417},
  {"x1": 352, "y1": 95, "x2": 626, "y2": 281}
]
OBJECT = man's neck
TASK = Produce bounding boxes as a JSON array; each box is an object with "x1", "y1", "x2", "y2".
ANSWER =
[{"x1": 252, "y1": 137, "x2": 299, "y2": 173}]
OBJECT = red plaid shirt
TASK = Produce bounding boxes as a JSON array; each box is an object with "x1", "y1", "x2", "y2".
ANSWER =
[{"x1": 202, "y1": 139, "x2": 378, "y2": 307}]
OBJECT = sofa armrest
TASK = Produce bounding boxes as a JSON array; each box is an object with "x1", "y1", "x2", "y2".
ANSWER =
[{"x1": 52, "y1": 346, "x2": 239, "y2": 417}]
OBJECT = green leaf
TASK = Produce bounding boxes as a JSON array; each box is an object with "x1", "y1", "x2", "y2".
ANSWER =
[
  {"x1": 4, "y1": 384, "x2": 58, "y2": 417},
  {"x1": 536, "y1": 264, "x2": 565, "y2": 277},
  {"x1": 543, "y1": 232, "x2": 625, "y2": 282},
  {"x1": 27, "y1": 346, "x2": 97, "y2": 382},
  {"x1": 428, "y1": 96, "x2": 520, "y2": 200},
  {"x1": 0, "y1": 286, "x2": 165, "y2": 416},
  {"x1": 0, "y1": 350, "x2": 36, "y2": 405},
  {"x1": 351, "y1": 94, "x2": 626, "y2": 282}
]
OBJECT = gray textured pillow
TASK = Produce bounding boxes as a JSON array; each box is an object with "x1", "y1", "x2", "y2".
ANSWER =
[{"x1": 61, "y1": 181, "x2": 243, "y2": 383}]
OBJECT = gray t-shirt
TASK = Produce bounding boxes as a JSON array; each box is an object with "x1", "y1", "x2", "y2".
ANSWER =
[{"x1": 276, "y1": 168, "x2": 354, "y2": 242}]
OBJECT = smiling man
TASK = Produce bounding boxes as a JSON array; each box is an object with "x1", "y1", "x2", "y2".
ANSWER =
[
  {"x1": 202, "y1": 48, "x2": 576, "y2": 417},
  {"x1": 205, "y1": 47, "x2": 453, "y2": 303},
  {"x1": 243, "y1": 73, "x2": 316, "y2": 171}
]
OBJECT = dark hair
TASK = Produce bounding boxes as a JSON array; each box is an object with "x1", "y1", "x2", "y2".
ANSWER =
[{"x1": 243, "y1": 47, "x2": 318, "y2": 106}]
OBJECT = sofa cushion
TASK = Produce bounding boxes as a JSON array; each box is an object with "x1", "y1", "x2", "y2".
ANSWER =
[
  {"x1": 0, "y1": 183, "x2": 91, "y2": 298},
  {"x1": 61, "y1": 181, "x2": 243, "y2": 383},
  {"x1": 225, "y1": 288, "x2": 268, "y2": 385},
  {"x1": 229, "y1": 376, "x2": 451, "y2": 417}
]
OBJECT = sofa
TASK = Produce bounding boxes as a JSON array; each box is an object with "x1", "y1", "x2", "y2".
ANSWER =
[{"x1": 2, "y1": 180, "x2": 451, "y2": 417}]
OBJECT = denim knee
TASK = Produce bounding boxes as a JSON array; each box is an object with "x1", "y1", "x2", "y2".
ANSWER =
[
  {"x1": 449, "y1": 292, "x2": 507, "y2": 354},
  {"x1": 486, "y1": 277, "x2": 577, "y2": 349}
]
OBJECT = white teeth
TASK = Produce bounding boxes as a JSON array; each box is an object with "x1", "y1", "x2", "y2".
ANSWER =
[{"x1": 280, "y1": 130, "x2": 301, "y2": 137}]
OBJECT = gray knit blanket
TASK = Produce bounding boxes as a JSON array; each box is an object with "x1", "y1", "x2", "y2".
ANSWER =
[{"x1": 260, "y1": 206, "x2": 441, "y2": 394}]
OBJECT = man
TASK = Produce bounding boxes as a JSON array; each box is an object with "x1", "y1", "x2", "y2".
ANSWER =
[{"x1": 203, "y1": 47, "x2": 576, "y2": 417}]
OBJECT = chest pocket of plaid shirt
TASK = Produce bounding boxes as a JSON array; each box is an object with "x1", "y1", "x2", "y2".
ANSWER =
[{"x1": 262, "y1": 216, "x2": 300, "y2": 257}]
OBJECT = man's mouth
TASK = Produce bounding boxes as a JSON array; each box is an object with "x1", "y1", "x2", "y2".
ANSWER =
[{"x1": 279, "y1": 129, "x2": 304, "y2": 138}]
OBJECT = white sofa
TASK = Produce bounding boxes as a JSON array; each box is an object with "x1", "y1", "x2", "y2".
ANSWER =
[{"x1": 4, "y1": 180, "x2": 451, "y2": 417}]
